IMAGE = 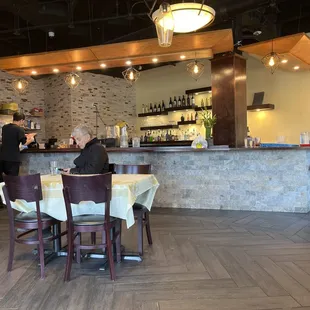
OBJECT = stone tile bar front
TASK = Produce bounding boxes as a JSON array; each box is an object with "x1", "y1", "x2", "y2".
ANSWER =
[{"x1": 22, "y1": 147, "x2": 310, "y2": 213}]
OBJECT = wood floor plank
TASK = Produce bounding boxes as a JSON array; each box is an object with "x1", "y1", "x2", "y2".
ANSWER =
[
  {"x1": 283, "y1": 220, "x2": 310, "y2": 236},
  {"x1": 195, "y1": 246, "x2": 231, "y2": 279},
  {"x1": 158, "y1": 233, "x2": 184, "y2": 266},
  {"x1": 111, "y1": 292, "x2": 133, "y2": 310},
  {"x1": 158, "y1": 296, "x2": 299, "y2": 310}
]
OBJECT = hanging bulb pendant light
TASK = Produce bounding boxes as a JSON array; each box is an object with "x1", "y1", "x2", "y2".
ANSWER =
[
  {"x1": 12, "y1": 78, "x2": 29, "y2": 94},
  {"x1": 187, "y1": 60, "x2": 205, "y2": 81},
  {"x1": 65, "y1": 72, "x2": 81, "y2": 89},
  {"x1": 152, "y1": 2, "x2": 175, "y2": 47},
  {"x1": 122, "y1": 67, "x2": 140, "y2": 85},
  {"x1": 261, "y1": 39, "x2": 280, "y2": 74}
]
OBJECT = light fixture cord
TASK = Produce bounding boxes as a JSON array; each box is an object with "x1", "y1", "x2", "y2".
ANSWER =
[{"x1": 198, "y1": 0, "x2": 205, "y2": 16}]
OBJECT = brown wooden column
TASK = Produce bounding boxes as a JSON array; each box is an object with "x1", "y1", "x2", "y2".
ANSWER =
[{"x1": 211, "y1": 53, "x2": 247, "y2": 148}]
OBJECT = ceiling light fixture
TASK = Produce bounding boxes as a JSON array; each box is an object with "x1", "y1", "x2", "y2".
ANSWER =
[
  {"x1": 76, "y1": 66, "x2": 82, "y2": 71},
  {"x1": 261, "y1": 39, "x2": 280, "y2": 74},
  {"x1": 126, "y1": 60, "x2": 132, "y2": 66},
  {"x1": 152, "y1": 2, "x2": 175, "y2": 47},
  {"x1": 64, "y1": 72, "x2": 81, "y2": 89},
  {"x1": 187, "y1": 60, "x2": 205, "y2": 81},
  {"x1": 100, "y1": 63, "x2": 106, "y2": 68},
  {"x1": 152, "y1": 58, "x2": 158, "y2": 63},
  {"x1": 294, "y1": 66, "x2": 300, "y2": 70},
  {"x1": 281, "y1": 59, "x2": 288, "y2": 64},
  {"x1": 12, "y1": 78, "x2": 29, "y2": 94},
  {"x1": 152, "y1": 2, "x2": 215, "y2": 34},
  {"x1": 122, "y1": 67, "x2": 140, "y2": 85},
  {"x1": 53, "y1": 68, "x2": 59, "y2": 73}
]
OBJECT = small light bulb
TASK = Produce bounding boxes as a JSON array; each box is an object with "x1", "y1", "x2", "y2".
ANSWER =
[
  {"x1": 17, "y1": 81, "x2": 22, "y2": 89},
  {"x1": 31, "y1": 70, "x2": 37, "y2": 75},
  {"x1": 269, "y1": 56, "x2": 275, "y2": 67},
  {"x1": 281, "y1": 59, "x2": 288, "y2": 64},
  {"x1": 294, "y1": 66, "x2": 300, "y2": 70},
  {"x1": 129, "y1": 71, "x2": 134, "y2": 80},
  {"x1": 100, "y1": 63, "x2": 106, "y2": 68},
  {"x1": 76, "y1": 66, "x2": 82, "y2": 71},
  {"x1": 126, "y1": 60, "x2": 132, "y2": 66},
  {"x1": 193, "y1": 64, "x2": 199, "y2": 74},
  {"x1": 152, "y1": 58, "x2": 158, "y2": 63},
  {"x1": 53, "y1": 68, "x2": 59, "y2": 73},
  {"x1": 180, "y1": 55, "x2": 186, "y2": 60},
  {"x1": 71, "y1": 76, "x2": 76, "y2": 85}
]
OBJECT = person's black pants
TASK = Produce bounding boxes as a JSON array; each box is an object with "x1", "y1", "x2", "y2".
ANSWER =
[{"x1": 0, "y1": 161, "x2": 20, "y2": 182}]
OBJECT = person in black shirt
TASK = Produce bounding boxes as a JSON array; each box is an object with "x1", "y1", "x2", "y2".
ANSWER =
[
  {"x1": 63, "y1": 125, "x2": 109, "y2": 174},
  {"x1": 0, "y1": 112, "x2": 35, "y2": 181}
]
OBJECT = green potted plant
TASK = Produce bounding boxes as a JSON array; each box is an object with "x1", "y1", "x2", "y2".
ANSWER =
[{"x1": 200, "y1": 109, "x2": 217, "y2": 140}]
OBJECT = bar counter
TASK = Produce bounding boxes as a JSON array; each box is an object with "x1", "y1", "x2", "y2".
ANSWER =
[{"x1": 21, "y1": 147, "x2": 310, "y2": 213}]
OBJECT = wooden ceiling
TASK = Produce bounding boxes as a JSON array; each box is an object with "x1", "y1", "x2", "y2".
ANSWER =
[
  {"x1": 239, "y1": 33, "x2": 310, "y2": 71},
  {"x1": 0, "y1": 29, "x2": 233, "y2": 76}
]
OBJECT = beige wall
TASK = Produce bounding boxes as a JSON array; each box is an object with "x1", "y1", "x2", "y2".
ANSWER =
[{"x1": 136, "y1": 57, "x2": 310, "y2": 144}]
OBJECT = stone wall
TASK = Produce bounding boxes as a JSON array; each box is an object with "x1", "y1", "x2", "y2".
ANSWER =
[
  {"x1": 20, "y1": 148, "x2": 310, "y2": 213},
  {"x1": 44, "y1": 72, "x2": 136, "y2": 141},
  {"x1": 0, "y1": 70, "x2": 46, "y2": 142}
]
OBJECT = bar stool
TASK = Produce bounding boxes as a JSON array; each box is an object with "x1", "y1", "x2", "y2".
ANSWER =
[
  {"x1": 114, "y1": 164, "x2": 153, "y2": 256},
  {"x1": 3, "y1": 174, "x2": 65, "y2": 279},
  {"x1": 62, "y1": 173, "x2": 121, "y2": 281}
]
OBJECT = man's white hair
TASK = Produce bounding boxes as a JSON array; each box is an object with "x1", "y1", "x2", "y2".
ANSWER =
[{"x1": 72, "y1": 124, "x2": 93, "y2": 138}]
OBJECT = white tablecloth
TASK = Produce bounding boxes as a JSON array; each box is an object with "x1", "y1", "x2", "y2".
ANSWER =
[{"x1": 0, "y1": 174, "x2": 159, "y2": 228}]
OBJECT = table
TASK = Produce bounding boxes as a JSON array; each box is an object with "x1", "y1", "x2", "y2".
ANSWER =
[{"x1": 0, "y1": 174, "x2": 159, "y2": 229}]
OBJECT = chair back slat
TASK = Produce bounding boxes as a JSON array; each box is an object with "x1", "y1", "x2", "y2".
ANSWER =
[
  {"x1": 61, "y1": 173, "x2": 112, "y2": 223},
  {"x1": 3, "y1": 174, "x2": 43, "y2": 202},
  {"x1": 114, "y1": 164, "x2": 151, "y2": 175}
]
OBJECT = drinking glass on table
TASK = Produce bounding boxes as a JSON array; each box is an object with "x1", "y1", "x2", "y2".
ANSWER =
[{"x1": 50, "y1": 161, "x2": 58, "y2": 175}]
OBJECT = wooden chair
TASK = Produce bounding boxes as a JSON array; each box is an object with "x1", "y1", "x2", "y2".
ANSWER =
[
  {"x1": 114, "y1": 164, "x2": 153, "y2": 256},
  {"x1": 3, "y1": 174, "x2": 64, "y2": 279},
  {"x1": 62, "y1": 173, "x2": 121, "y2": 282}
]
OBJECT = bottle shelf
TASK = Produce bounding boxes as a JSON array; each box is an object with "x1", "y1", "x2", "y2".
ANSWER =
[
  {"x1": 178, "y1": 120, "x2": 197, "y2": 125},
  {"x1": 165, "y1": 106, "x2": 195, "y2": 112},
  {"x1": 140, "y1": 125, "x2": 179, "y2": 131},
  {"x1": 138, "y1": 111, "x2": 168, "y2": 117},
  {"x1": 194, "y1": 106, "x2": 212, "y2": 111}
]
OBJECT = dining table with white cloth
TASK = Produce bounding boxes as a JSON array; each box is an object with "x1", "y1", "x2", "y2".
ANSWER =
[{"x1": 0, "y1": 174, "x2": 159, "y2": 229}]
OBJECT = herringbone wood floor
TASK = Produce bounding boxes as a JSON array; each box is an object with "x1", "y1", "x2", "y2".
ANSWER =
[{"x1": 1, "y1": 208, "x2": 310, "y2": 309}]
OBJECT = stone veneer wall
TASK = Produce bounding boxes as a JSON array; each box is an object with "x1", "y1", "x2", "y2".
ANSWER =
[
  {"x1": 20, "y1": 148, "x2": 310, "y2": 213},
  {"x1": 0, "y1": 70, "x2": 46, "y2": 142},
  {"x1": 44, "y1": 72, "x2": 136, "y2": 141}
]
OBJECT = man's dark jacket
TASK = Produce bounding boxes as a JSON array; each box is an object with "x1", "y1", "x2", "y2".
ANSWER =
[{"x1": 70, "y1": 138, "x2": 109, "y2": 174}]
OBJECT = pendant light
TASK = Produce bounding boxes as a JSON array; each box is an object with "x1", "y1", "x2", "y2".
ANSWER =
[
  {"x1": 152, "y1": 2, "x2": 175, "y2": 47},
  {"x1": 12, "y1": 78, "x2": 29, "y2": 94},
  {"x1": 122, "y1": 67, "x2": 140, "y2": 85},
  {"x1": 64, "y1": 72, "x2": 81, "y2": 89},
  {"x1": 187, "y1": 60, "x2": 204, "y2": 81},
  {"x1": 152, "y1": 2, "x2": 215, "y2": 34},
  {"x1": 261, "y1": 39, "x2": 280, "y2": 74}
]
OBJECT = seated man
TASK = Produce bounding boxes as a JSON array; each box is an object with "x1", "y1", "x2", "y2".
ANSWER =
[{"x1": 63, "y1": 125, "x2": 109, "y2": 174}]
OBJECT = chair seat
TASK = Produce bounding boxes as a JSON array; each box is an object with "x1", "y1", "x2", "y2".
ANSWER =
[
  {"x1": 73, "y1": 214, "x2": 117, "y2": 226},
  {"x1": 15, "y1": 211, "x2": 54, "y2": 223},
  {"x1": 133, "y1": 203, "x2": 148, "y2": 212}
]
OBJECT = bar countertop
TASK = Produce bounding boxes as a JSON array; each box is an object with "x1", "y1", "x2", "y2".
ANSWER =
[{"x1": 23, "y1": 146, "x2": 307, "y2": 153}]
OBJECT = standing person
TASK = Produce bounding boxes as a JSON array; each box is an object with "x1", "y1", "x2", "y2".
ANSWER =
[
  {"x1": 63, "y1": 124, "x2": 109, "y2": 174},
  {"x1": 0, "y1": 112, "x2": 35, "y2": 181}
]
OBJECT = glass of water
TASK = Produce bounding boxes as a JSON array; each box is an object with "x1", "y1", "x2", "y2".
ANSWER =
[{"x1": 50, "y1": 161, "x2": 58, "y2": 175}]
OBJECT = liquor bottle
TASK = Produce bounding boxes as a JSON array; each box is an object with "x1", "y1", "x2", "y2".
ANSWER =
[
  {"x1": 201, "y1": 99, "x2": 204, "y2": 108},
  {"x1": 162, "y1": 100, "x2": 165, "y2": 111},
  {"x1": 144, "y1": 132, "x2": 147, "y2": 143},
  {"x1": 150, "y1": 103, "x2": 153, "y2": 113},
  {"x1": 182, "y1": 95, "x2": 186, "y2": 106},
  {"x1": 190, "y1": 113, "x2": 193, "y2": 121},
  {"x1": 145, "y1": 104, "x2": 149, "y2": 113},
  {"x1": 142, "y1": 104, "x2": 145, "y2": 114},
  {"x1": 187, "y1": 114, "x2": 190, "y2": 121},
  {"x1": 153, "y1": 104, "x2": 157, "y2": 113},
  {"x1": 178, "y1": 96, "x2": 181, "y2": 107},
  {"x1": 181, "y1": 114, "x2": 185, "y2": 122},
  {"x1": 173, "y1": 96, "x2": 177, "y2": 107},
  {"x1": 191, "y1": 94, "x2": 195, "y2": 107},
  {"x1": 195, "y1": 111, "x2": 198, "y2": 120},
  {"x1": 158, "y1": 103, "x2": 161, "y2": 112},
  {"x1": 169, "y1": 98, "x2": 173, "y2": 108},
  {"x1": 187, "y1": 94, "x2": 191, "y2": 107}
]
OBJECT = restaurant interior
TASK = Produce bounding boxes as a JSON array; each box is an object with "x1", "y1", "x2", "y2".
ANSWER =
[{"x1": 0, "y1": 0, "x2": 310, "y2": 309}]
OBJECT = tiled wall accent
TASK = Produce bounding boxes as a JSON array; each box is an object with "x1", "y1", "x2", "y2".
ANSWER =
[
  {"x1": 43, "y1": 72, "x2": 136, "y2": 141},
  {"x1": 0, "y1": 70, "x2": 46, "y2": 142},
  {"x1": 20, "y1": 148, "x2": 310, "y2": 213},
  {"x1": 44, "y1": 75, "x2": 72, "y2": 141}
]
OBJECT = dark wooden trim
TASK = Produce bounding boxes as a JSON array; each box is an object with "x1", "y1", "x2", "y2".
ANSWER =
[
  {"x1": 138, "y1": 111, "x2": 168, "y2": 117},
  {"x1": 247, "y1": 104, "x2": 275, "y2": 111},
  {"x1": 177, "y1": 120, "x2": 196, "y2": 125},
  {"x1": 140, "y1": 125, "x2": 178, "y2": 131},
  {"x1": 194, "y1": 106, "x2": 212, "y2": 111},
  {"x1": 185, "y1": 86, "x2": 212, "y2": 95},
  {"x1": 165, "y1": 106, "x2": 195, "y2": 112}
]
